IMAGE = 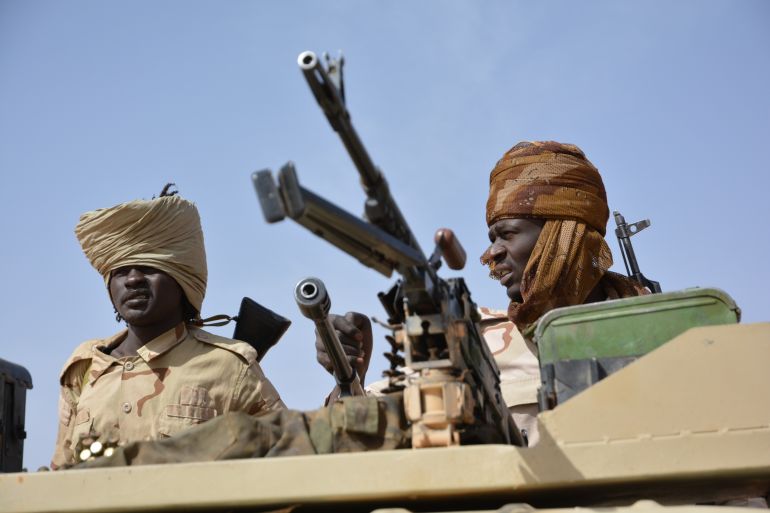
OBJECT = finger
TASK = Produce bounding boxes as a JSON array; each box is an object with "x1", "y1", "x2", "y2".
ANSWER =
[
  {"x1": 316, "y1": 330, "x2": 358, "y2": 353},
  {"x1": 315, "y1": 352, "x2": 333, "y2": 373},
  {"x1": 344, "y1": 311, "x2": 371, "y2": 331},
  {"x1": 315, "y1": 326, "x2": 362, "y2": 373},
  {"x1": 344, "y1": 311, "x2": 373, "y2": 356},
  {"x1": 332, "y1": 313, "x2": 363, "y2": 341},
  {"x1": 336, "y1": 337, "x2": 364, "y2": 357}
]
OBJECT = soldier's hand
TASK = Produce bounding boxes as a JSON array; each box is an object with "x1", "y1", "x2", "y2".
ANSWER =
[{"x1": 315, "y1": 311, "x2": 373, "y2": 384}]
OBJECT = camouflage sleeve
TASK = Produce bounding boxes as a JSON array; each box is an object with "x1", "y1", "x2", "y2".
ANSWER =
[
  {"x1": 50, "y1": 386, "x2": 76, "y2": 469},
  {"x1": 230, "y1": 361, "x2": 285, "y2": 415},
  {"x1": 50, "y1": 357, "x2": 89, "y2": 469}
]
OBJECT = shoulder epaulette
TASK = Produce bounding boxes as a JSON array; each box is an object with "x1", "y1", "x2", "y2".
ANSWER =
[
  {"x1": 59, "y1": 339, "x2": 100, "y2": 386},
  {"x1": 189, "y1": 327, "x2": 257, "y2": 366}
]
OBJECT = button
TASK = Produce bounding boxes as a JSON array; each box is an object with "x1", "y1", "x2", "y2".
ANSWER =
[
  {"x1": 124, "y1": 361, "x2": 135, "y2": 371},
  {"x1": 122, "y1": 402, "x2": 132, "y2": 414}
]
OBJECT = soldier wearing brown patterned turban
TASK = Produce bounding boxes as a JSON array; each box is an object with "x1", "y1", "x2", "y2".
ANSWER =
[{"x1": 481, "y1": 141, "x2": 647, "y2": 329}]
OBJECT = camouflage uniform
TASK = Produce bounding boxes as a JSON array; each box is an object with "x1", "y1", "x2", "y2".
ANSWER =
[
  {"x1": 77, "y1": 395, "x2": 409, "y2": 468},
  {"x1": 478, "y1": 306, "x2": 540, "y2": 445},
  {"x1": 51, "y1": 323, "x2": 284, "y2": 469}
]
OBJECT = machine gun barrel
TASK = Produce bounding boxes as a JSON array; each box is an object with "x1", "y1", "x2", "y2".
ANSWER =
[
  {"x1": 294, "y1": 277, "x2": 365, "y2": 398},
  {"x1": 297, "y1": 50, "x2": 424, "y2": 261}
]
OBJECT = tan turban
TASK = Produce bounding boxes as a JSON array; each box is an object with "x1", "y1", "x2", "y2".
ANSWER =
[
  {"x1": 482, "y1": 141, "x2": 645, "y2": 328},
  {"x1": 75, "y1": 194, "x2": 208, "y2": 313}
]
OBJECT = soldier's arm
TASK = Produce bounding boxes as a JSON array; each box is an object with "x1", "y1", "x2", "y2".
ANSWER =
[
  {"x1": 50, "y1": 374, "x2": 84, "y2": 469},
  {"x1": 230, "y1": 361, "x2": 285, "y2": 415}
]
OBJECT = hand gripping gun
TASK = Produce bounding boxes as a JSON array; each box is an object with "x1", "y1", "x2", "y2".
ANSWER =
[
  {"x1": 254, "y1": 51, "x2": 523, "y2": 448},
  {"x1": 294, "y1": 277, "x2": 365, "y2": 398}
]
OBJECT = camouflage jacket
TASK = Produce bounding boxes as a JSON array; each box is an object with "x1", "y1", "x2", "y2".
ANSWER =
[
  {"x1": 477, "y1": 306, "x2": 540, "y2": 444},
  {"x1": 51, "y1": 323, "x2": 284, "y2": 468}
]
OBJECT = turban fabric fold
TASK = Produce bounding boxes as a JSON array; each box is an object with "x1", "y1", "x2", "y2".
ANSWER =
[
  {"x1": 483, "y1": 141, "x2": 646, "y2": 328},
  {"x1": 75, "y1": 195, "x2": 208, "y2": 312}
]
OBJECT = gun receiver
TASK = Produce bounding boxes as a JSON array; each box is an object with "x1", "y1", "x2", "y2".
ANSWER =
[
  {"x1": 613, "y1": 211, "x2": 662, "y2": 293},
  {"x1": 255, "y1": 50, "x2": 523, "y2": 448},
  {"x1": 294, "y1": 277, "x2": 364, "y2": 398}
]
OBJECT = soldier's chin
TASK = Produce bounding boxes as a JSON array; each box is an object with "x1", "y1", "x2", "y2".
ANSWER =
[
  {"x1": 120, "y1": 308, "x2": 153, "y2": 326},
  {"x1": 506, "y1": 285, "x2": 523, "y2": 303}
]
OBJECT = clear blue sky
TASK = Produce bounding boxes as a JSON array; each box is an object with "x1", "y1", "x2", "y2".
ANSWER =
[{"x1": 1, "y1": 1, "x2": 768, "y2": 470}]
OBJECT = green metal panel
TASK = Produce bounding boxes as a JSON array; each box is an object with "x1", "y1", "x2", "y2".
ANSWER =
[{"x1": 534, "y1": 288, "x2": 740, "y2": 365}]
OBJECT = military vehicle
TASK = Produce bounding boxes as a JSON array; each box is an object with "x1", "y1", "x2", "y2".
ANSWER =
[{"x1": 1, "y1": 51, "x2": 767, "y2": 513}]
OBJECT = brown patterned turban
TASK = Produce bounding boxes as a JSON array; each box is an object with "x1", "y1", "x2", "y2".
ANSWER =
[
  {"x1": 75, "y1": 194, "x2": 208, "y2": 313},
  {"x1": 482, "y1": 141, "x2": 645, "y2": 328}
]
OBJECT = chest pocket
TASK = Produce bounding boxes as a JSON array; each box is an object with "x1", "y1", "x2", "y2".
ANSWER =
[{"x1": 158, "y1": 385, "x2": 218, "y2": 437}]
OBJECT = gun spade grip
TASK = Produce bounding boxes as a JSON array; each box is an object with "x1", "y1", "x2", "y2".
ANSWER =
[{"x1": 435, "y1": 228, "x2": 467, "y2": 270}]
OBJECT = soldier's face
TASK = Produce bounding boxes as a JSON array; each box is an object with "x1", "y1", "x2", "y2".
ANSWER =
[
  {"x1": 483, "y1": 218, "x2": 544, "y2": 302},
  {"x1": 109, "y1": 266, "x2": 184, "y2": 326}
]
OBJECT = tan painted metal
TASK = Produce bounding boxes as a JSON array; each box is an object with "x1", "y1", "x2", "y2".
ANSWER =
[
  {"x1": 2, "y1": 323, "x2": 768, "y2": 512},
  {"x1": 371, "y1": 501, "x2": 757, "y2": 513}
]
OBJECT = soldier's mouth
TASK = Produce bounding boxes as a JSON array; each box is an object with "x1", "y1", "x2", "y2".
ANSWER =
[
  {"x1": 487, "y1": 261, "x2": 508, "y2": 281},
  {"x1": 499, "y1": 271, "x2": 514, "y2": 287},
  {"x1": 489, "y1": 262, "x2": 514, "y2": 284},
  {"x1": 124, "y1": 292, "x2": 150, "y2": 306}
]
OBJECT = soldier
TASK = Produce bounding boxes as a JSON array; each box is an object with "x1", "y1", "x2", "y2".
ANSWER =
[
  {"x1": 51, "y1": 186, "x2": 284, "y2": 469},
  {"x1": 318, "y1": 141, "x2": 647, "y2": 445}
]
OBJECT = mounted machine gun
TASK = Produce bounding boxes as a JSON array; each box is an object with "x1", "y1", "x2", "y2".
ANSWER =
[{"x1": 254, "y1": 50, "x2": 523, "y2": 448}]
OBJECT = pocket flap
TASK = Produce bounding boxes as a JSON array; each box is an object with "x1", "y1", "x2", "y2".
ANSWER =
[
  {"x1": 165, "y1": 404, "x2": 217, "y2": 421},
  {"x1": 179, "y1": 385, "x2": 213, "y2": 407}
]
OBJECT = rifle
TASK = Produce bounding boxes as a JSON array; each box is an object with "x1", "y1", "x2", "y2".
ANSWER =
[
  {"x1": 254, "y1": 50, "x2": 523, "y2": 448},
  {"x1": 613, "y1": 211, "x2": 662, "y2": 293}
]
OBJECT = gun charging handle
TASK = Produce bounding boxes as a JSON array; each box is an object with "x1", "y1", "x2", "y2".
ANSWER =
[
  {"x1": 294, "y1": 277, "x2": 365, "y2": 398},
  {"x1": 434, "y1": 228, "x2": 466, "y2": 270},
  {"x1": 428, "y1": 228, "x2": 467, "y2": 271}
]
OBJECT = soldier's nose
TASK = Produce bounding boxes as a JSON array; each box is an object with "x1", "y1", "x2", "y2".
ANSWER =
[
  {"x1": 489, "y1": 242, "x2": 506, "y2": 259},
  {"x1": 125, "y1": 267, "x2": 147, "y2": 286}
]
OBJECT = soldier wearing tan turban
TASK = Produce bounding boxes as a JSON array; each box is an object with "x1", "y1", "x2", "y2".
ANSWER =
[{"x1": 51, "y1": 187, "x2": 284, "y2": 469}]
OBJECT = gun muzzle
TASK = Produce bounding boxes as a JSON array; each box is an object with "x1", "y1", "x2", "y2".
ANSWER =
[
  {"x1": 294, "y1": 277, "x2": 364, "y2": 397},
  {"x1": 297, "y1": 50, "x2": 318, "y2": 70},
  {"x1": 295, "y1": 277, "x2": 331, "y2": 321}
]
